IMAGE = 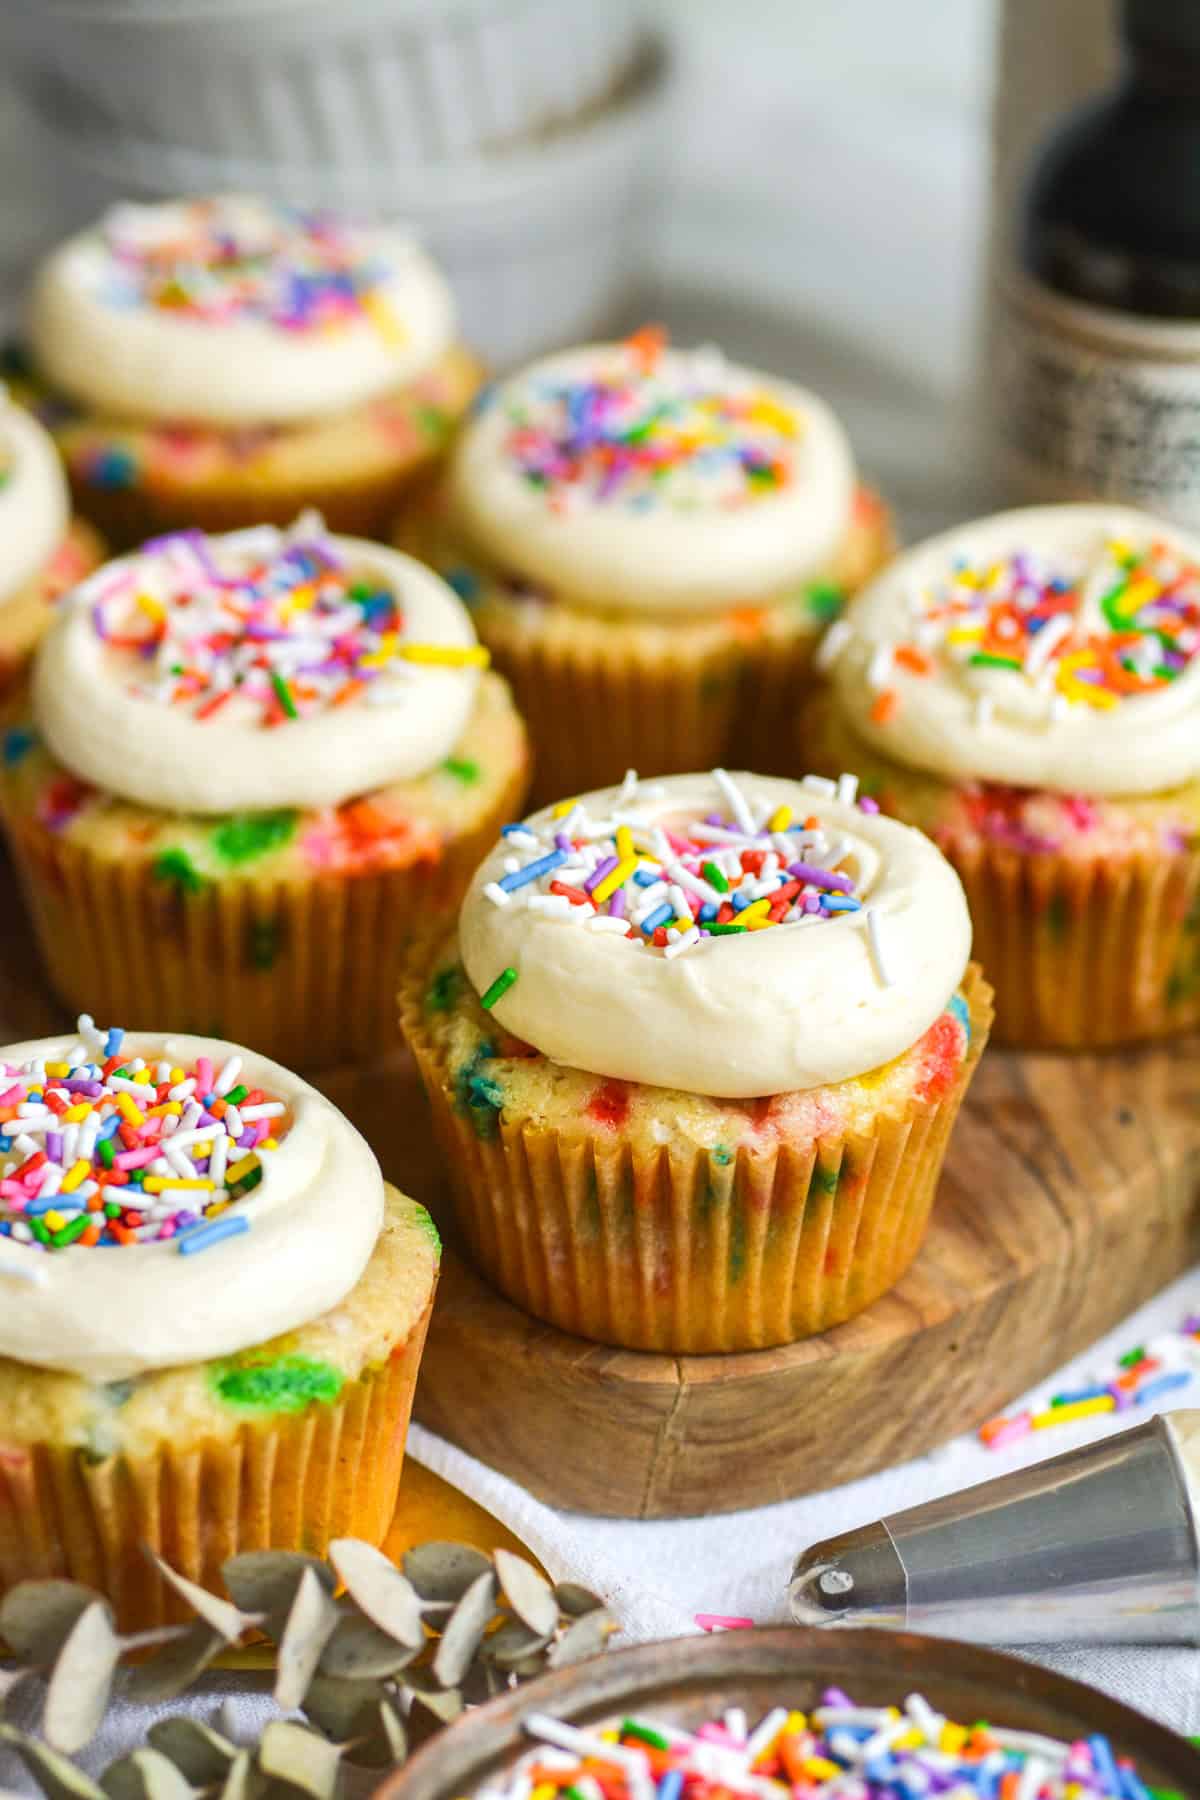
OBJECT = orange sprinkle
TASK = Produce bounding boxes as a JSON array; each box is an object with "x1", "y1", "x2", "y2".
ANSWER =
[
  {"x1": 870, "y1": 688, "x2": 899, "y2": 724},
  {"x1": 79, "y1": 1223, "x2": 102, "y2": 1247},
  {"x1": 894, "y1": 645, "x2": 932, "y2": 675}
]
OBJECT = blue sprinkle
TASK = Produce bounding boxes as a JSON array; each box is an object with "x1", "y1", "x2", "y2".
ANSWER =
[
  {"x1": 731, "y1": 891, "x2": 752, "y2": 913},
  {"x1": 1051, "y1": 1384, "x2": 1111, "y2": 1406},
  {"x1": 178, "y1": 1215, "x2": 250, "y2": 1256},
  {"x1": 698, "y1": 903, "x2": 718, "y2": 923},
  {"x1": 948, "y1": 990, "x2": 971, "y2": 1043},
  {"x1": 1118, "y1": 1764, "x2": 1153, "y2": 1800},
  {"x1": 93, "y1": 447, "x2": 138, "y2": 490},
  {"x1": 1134, "y1": 1369, "x2": 1192, "y2": 1405},
  {"x1": 640, "y1": 902, "x2": 673, "y2": 936},
  {"x1": 1088, "y1": 1735, "x2": 1121, "y2": 1794},
  {"x1": 657, "y1": 1774, "x2": 683, "y2": 1800},
  {"x1": 2, "y1": 728, "x2": 35, "y2": 766},
  {"x1": 104, "y1": 1027, "x2": 124, "y2": 1058},
  {"x1": 501, "y1": 823, "x2": 528, "y2": 838},
  {"x1": 821, "y1": 895, "x2": 861, "y2": 912},
  {"x1": 634, "y1": 868, "x2": 659, "y2": 887},
  {"x1": 497, "y1": 848, "x2": 567, "y2": 893},
  {"x1": 446, "y1": 566, "x2": 481, "y2": 604},
  {"x1": 0, "y1": 1137, "x2": 11, "y2": 1152}
]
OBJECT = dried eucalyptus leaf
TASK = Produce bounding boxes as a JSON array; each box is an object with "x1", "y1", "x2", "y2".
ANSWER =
[
  {"x1": 44, "y1": 1601, "x2": 121, "y2": 1753},
  {"x1": 546, "y1": 1608, "x2": 618, "y2": 1668},
  {"x1": 257, "y1": 1722, "x2": 341, "y2": 1800},
  {"x1": 4, "y1": 1729, "x2": 108, "y2": 1800},
  {"x1": 274, "y1": 1567, "x2": 340, "y2": 1712},
  {"x1": 146, "y1": 1719, "x2": 237, "y2": 1785},
  {"x1": 217, "y1": 1751, "x2": 259, "y2": 1800},
  {"x1": 318, "y1": 1614, "x2": 421, "y2": 1681},
  {"x1": 481, "y1": 1619, "x2": 551, "y2": 1668},
  {"x1": 431, "y1": 1569, "x2": 495, "y2": 1689},
  {"x1": 222, "y1": 1553, "x2": 334, "y2": 1636},
  {"x1": 142, "y1": 1550, "x2": 258, "y2": 1644},
  {"x1": 328, "y1": 1540, "x2": 423, "y2": 1649},
  {"x1": 553, "y1": 1583, "x2": 606, "y2": 1618},
  {"x1": 301, "y1": 1676, "x2": 382, "y2": 1743},
  {"x1": 405, "y1": 1685, "x2": 464, "y2": 1741},
  {"x1": 493, "y1": 1551, "x2": 556, "y2": 1637},
  {"x1": 342, "y1": 1698, "x2": 407, "y2": 1771},
  {"x1": 402, "y1": 1543, "x2": 491, "y2": 1607},
  {"x1": 125, "y1": 1621, "x2": 226, "y2": 1705},
  {"x1": 101, "y1": 1750, "x2": 195, "y2": 1800},
  {"x1": 0, "y1": 1581, "x2": 105, "y2": 1664}
]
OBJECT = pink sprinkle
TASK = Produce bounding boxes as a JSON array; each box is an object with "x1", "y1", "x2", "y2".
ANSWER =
[
  {"x1": 0, "y1": 1084, "x2": 25, "y2": 1107},
  {"x1": 695, "y1": 1613, "x2": 754, "y2": 1633},
  {"x1": 195, "y1": 1058, "x2": 213, "y2": 1096},
  {"x1": 983, "y1": 1413, "x2": 1033, "y2": 1449},
  {"x1": 697, "y1": 1724, "x2": 735, "y2": 1744},
  {"x1": 114, "y1": 1148, "x2": 159, "y2": 1170}
]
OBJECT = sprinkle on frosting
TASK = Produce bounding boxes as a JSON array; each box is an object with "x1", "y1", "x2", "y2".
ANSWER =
[
  {"x1": 0, "y1": 1015, "x2": 289, "y2": 1265},
  {"x1": 88, "y1": 514, "x2": 488, "y2": 727},
  {"x1": 97, "y1": 197, "x2": 404, "y2": 340},
  {"x1": 481, "y1": 767, "x2": 890, "y2": 981},
  {"x1": 509, "y1": 1695, "x2": 1161, "y2": 1800},
  {"x1": 499, "y1": 327, "x2": 802, "y2": 513},
  {"x1": 867, "y1": 535, "x2": 1200, "y2": 723}
]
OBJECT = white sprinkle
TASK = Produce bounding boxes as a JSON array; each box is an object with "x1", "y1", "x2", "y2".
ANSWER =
[
  {"x1": 904, "y1": 1692, "x2": 944, "y2": 1744},
  {"x1": 836, "y1": 772, "x2": 858, "y2": 806},
  {"x1": 528, "y1": 895, "x2": 573, "y2": 916},
  {"x1": 866, "y1": 908, "x2": 893, "y2": 986},
  {"x1": 866, "y1": 643, "x2": 894, "y2": 689},
  {"x1": 223, "y1": 1105, "x2": 243, "y2": 1138},
  {"x1": 239, "y1": 1102, "x2": 285, "y2": 1121},
  {"x1": 214, "y1": 1057, "x2": 242, "y2": 1096},
  {"x1": 713, "y1": 767, "x2": 756, "y2": 835},
  {"x1": 973, "y1": 694, "x2": 994, "y2": 728},
  {"x1": 616, "y1": 768, "x2": 641, "y2": 804},
  {"x1": 801, "y1": 773, "x2": 837, "y2": 798},
  {"x1": 667, "y1": 861, "x2": 723, "y2": 906},
  {"x1": 208, "y1": 1135, "x2": 228, "y2": 1191},
  {"x1": 663, "y1": 925, "x2": 701, "y2": 958},
  {"x1": 814, "y1": 617, "x2": 852, "y2": 671},
  {"x1": 1050, "y1": 693, "x2": 1070, "y2": 722},
  {"x1": 743, "y1": 1707, "x2": 789, "y2": 1764},
  {"x1": 167, "y1": 1078, "x2": 197, "y2": 1101},
  {"x1": 723, "y1": 1708, "x2": 748, "y2": 1745},
  {"x1": 1023, "y1": 611, "x2": 1072, "y2": 678},
  {"x1": 585, "y1": 915, "x2": 631, "y2": 934},
  {"x1": 484, "y1": 882, "x2": 511, "y2": 908}
]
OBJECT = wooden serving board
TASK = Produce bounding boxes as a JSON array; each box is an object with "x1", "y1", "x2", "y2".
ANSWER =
[{"x1": 5, "y1": 877, "x2": 1200, "y2": 1520}]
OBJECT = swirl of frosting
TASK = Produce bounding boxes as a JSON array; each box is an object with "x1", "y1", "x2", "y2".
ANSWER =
[
  {"x1": 448, "y1": 332, "x2": 856, "y2": 614},
  {"x1": 34, "y1": 518, "x2": 485, "y2": 815},
  {"x1": 829, "y1": 504, "x2": 1200, "y2": 797},
  {"x1": 459, "y1": 769, "x2": 970, "y2": 1097},
  {"x1": 0, "y1": 393, "x2": 69, "y2": 602},
  {"x1": 28, "y1": 196, "x2": 456, "y2": 427},
  {"x1": 0, "y1": 1017, "x2": 382, "y2": 1380}
]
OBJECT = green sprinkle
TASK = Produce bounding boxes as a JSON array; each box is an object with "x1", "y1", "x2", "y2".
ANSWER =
[
  {"x1": 621, "y1": 1722, "x2": 670, "y2": 1751},
  {"x1": 702, "y1": 860, "x2": 730, "y2": 893},
  {"x1": 712, "y1": 1145, "x2": 732, "y2": 1167},
  {"x1": 413, "y1": 1204, "x2": 442, "y2": 1254},
  {"x1": 212, "y1": 810, "x2": 296, "y2": 865},
  {"x1": 480, "y1": 967, "x2": 518, "y2": 1010},
  {"x1": 967, "y1": 652, "x2": 1022, "y2": 671},
  {"x1": 442, "y1": 757, "x2": 481, "y2": 784},
  {"x1": 224, "y1": 1084, "x2": 249, "y2": 1106},
  {"x1": 706, "y1": 921, "x2": 747, "y2": 935},
  {"x1": 152, "y1": 848, "x2": 205, "y2": 895},
  {"x1": 51, "y1": 1213, "x2": 91, "y2": 1248},
  {"x1": 98, "y1": 1137, "x2": 115, "y2": 1169},
  {"x1": 802, "y1": 579, "x2": 845, "y2": 624},
  {"x1": 104, "y1": 1201, "x2": 121, "y2": 1219},
  {"x1": 29, "y1": 1218, "x2": 51, "y2": 1246},
  {"x1": 426, "y1": 965, "x2": 463, "y2": 1012},
  {"x1": 212, "y1": 1354, "x2": 343, "y2": 1414},
  {"x1": 270, "y1": 670, "x2": 298, "y2": 719},
  {"x1": 1118, "y1": 1345, "x2": 1146, "y2": 1368}
]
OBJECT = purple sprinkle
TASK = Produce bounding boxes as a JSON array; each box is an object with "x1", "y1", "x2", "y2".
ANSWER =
[
  {"x1": 788, "y1": 861, "x2": 853, "y2": 892},
  {"x1": 584, "y1": 854, "x2": 619, "y2": 893},
  {"x1": 821, "y1": 1688, "x2": 854, "y2": 1709},
  {"x1": 554, "y1": 832, "x2": 571, "y2": 851},
  {"x1": 801, "y1": 893, "x2": 822, "y2": 914},
  {"x1": 64, "y1": 1078, "x2": 104, "y2": 1096},
  {"x1": 858, "y1": 795, "x2": 880, "y2": 814},
  {"x1": 46, "y1": 1131, "x2": 63, "y2": 1164},
  {"x1": 608, "y1": 889, "x2": 626, "y2": 919}
]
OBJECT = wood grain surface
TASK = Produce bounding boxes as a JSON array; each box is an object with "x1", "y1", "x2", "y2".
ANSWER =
[{"x1": 5, "y1": 872, "x2": 1200, "y2": 1520}]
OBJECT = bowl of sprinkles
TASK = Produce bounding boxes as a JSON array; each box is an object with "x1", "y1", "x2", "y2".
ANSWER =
[
  {"x1": 376, "y1": 1627, "x2": 1200, "y2": 1800},
  {"x1": 0, "y1": 1012, "x2": 442, "y2": 1633},
  {"x1": 0, "y1": 515, "x2": 529, "y2": 1070},
  {"x1": 400, "y1": 767, "x2": 991, "y2": 1352},
  {"x1": 401, "y1": 329, "x2": 892, "y2": 800},
  {"x1": 813, "y1": 503, "x2": 1200, "y2": 1049}
]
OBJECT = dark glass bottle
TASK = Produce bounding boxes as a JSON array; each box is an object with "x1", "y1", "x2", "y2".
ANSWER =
[{"x1": 999, "y1": 0, "x2": 1200, "y2": 524}]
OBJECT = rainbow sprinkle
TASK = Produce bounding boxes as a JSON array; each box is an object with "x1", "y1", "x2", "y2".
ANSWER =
[
  {"x1": 89, "y1": 517, "x2": 486, "y2": 726},
  {"x1": 99, "y1": 197, "x2": 402, "y2": 338},
  {"x1": 499, "y1": 328, "x2": 800, "y2": 513},
  {"x1": 841, "y1": 536, "x2": 1200, "y2": 726},
  {"x1": 0, "y1": 1016, "x2": 289, "y2": 1266},
  {"x1": 979, "y1": 1309, "x2": 1200, "y2": 1451},
  {"x1": 482, "y1": 769, "x2": 890, "y2": 980},
  {"x1": 500, "y1": 1694, "x2": 1177, "y2": 1800}
]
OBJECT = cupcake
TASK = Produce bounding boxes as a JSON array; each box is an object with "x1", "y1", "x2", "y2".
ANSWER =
[
  {"x1": 0, "y1": 389, "x2": 105, "y2": 699},
  {"x1": 399, "y1": 768, "x2": 990, "y2": 1352},
  {"x1": 395, "y1": 329, "x2": 894, "y2": 801},
  {"x1": 811, "y1": 505, "x2": 1200, "y2": 1048},
  {"x1": 11, "y1": 195, "x2": 481, "y2": 548},
  {"x1": 0, "y1": 1013, "x2": 440, "y2": 1631},
  {"x1": 0, "y1": 517, "x2": 529, "y2": 1069}
]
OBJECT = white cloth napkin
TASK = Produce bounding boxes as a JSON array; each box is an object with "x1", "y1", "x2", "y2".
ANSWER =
[{"x1": 3, "y1": 1271, "x2": 1199, "y2": 1794}]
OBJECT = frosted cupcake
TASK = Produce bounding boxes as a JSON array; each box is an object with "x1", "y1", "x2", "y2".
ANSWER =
[
  {"x1": 395, "y1": 329, "x2": 893, "y2": 800},
  {"x1": 399, "y1": 768, "x2": 990, "y2": 1352},
  {"x1": 0, "y1": 389, "x2": 105, "y2": 698},
  {"x1": 13, "y1": 195, "x2": 481, "y2": 547},
  {"x1": 0, "y1": 1014, "x2": 440, "y2": 1631},
  {"x1": 0, "y1": 517, "x2": 528, "y2": 1069},
  {"x1": 812, "y1": 505, "x2": 1200, "y2": 1048}
]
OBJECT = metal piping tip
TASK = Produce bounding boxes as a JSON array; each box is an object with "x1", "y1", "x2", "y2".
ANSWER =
[{"x1": 788, "y1": 1521, "x2": 907, "y2": 1630}]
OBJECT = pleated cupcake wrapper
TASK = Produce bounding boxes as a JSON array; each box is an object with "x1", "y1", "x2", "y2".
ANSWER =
[
  {"x1": 950, "y1": 835, "x2": 1200, "y2": 1049},
  {"x1": 4, "y1": 759, "x2": 525, "y2": 1071},
  {"x1": 0, "y1": 1304, "x2": 431, "y2": 1634},
  {"x1": 400, "y1": 963, "x2": 992, "y2": 1354}
]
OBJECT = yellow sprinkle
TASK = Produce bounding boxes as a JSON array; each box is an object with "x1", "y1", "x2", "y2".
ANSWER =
[
  {"x1": 745, "y1": 914, "x2": 778, "y2": 931},
  {"x1": 43, "y1": 1210, "x2": 66, "y2": 1233},
  {"x1": 142, "y1": 1177, "x2": 216, "y2": 1194},
  {"x1": 169, "y1": 1068, "x2": 185, "y2": 1084},
  {"x1": 147, "y1": 1102, "x2": 183, "y2": 1118},
  {"x1": 939, "y1": 1723, "x2": 967, "y2": 1755},
  {"x1": 784, "y1": 1712, "x2": 807, "y2": 1734},
  {"x1": 44, "y1": 1062, "x2": 69, "y2": 1078},
  {"x1": 766, "y1": 805, "x2": 792, "y2": 833},
  {"x1": 615, "y1": 825, "x2": 634, "y2": 862},
  {"x1": 946, "y1": 624, "x2": 983, "y2": 644},
  {"x1": 739, "y1": 898, "x2": 771, "y2": 922},
  {"x1": 600, "y1": 1730, "x2": 619, "y2": 1744},
  {"x1": 134, "y1": 1068, "x2": 153, "y2": 1085},
  {"x1": 532, "y1": 1786, "x2": 557, "y2": 1800},
  {"x1": 61, "y1": 1103, "x2": 92, "y2": 1123},
  {"x1": 261, "y1": 1138, "x2": 278, "y2": 1151},
  {"x1": 60, "y1": 1159, "x2": 90, "y2": 1194},
  {"x1": 553, "y1": 798, "x2": 579, "y2": 819},
  {"x1": 1033, "y1": 1396, "x2": 1114, "y2": 1427},
  {"x1": 116, "y1": 1093, "x2": 145, "y2": 1127},
  {"x1": 225, "y1": 1154, "x2": 259, "y2": 1186},
  {"x1": 592, "y1": 856, "x2": 638, "y2": 906},
  {"x1": 136, "y1": 593, "x2": 166, "y2": 623},
  {"x1": 894, "y1": 1729, "x2": 924, "y2": 1751},
  {"x1": 206, "y1": 1201, "x2": 228, "y2": 1217},
  {"x1": 397, "y1": 644, "x2": 491, "y2": 668},
  {"x1": 803, "y1": 1759, "x2": 841, "y2": 1781},
  {"x1": 360, "y1": 289, "x2": 408, "y2": 347}
]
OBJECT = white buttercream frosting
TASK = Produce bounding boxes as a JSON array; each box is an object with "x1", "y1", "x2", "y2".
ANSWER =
[
  {"x1": 829, "y1": 504, "x2": 1200, "y2": 798},
  {"x1": 33, "y1": 518, "x2": 483, "y2": 815},
  {"x1": 28, "y1": 195, "x2": 456, "y2": 427},
  {"x1": 0, "y1": 1025, "x2": 383, "y2": 1381},
  {"x1": 459, "y1": 770, "x2": 970, "y2": 1097},
  {"x1": 449, "y1": 338, "x2": 856, "y2": 614},
  {"x1": 0, "y1": 392, "x2": 69, "y2": 603}
]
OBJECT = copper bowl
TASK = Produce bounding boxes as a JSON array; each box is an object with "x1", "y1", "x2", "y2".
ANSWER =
[{"x1": 375, "y1": 1627, "x2": 1200, "y2": 1800}]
